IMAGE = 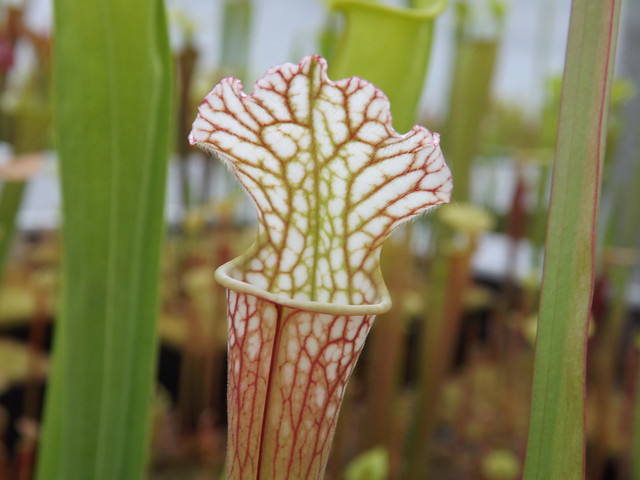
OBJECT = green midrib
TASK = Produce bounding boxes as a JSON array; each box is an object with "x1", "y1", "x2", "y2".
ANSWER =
[{"x1": 308, "y1": 59, "x2": 322, "y2": 302}]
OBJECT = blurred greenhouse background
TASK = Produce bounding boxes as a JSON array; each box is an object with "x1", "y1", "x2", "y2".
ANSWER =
[{"x1": 0, "y1": 0, "x2": 638, "y2": 478}]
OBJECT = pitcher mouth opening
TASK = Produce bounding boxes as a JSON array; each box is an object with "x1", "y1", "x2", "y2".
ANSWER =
[{"x1": 214, "y1": 244, "x2": 392, "y2": 316}]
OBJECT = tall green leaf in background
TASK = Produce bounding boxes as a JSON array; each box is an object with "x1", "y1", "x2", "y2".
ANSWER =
[
  {"x1": 0, "y1": 65, "x2": 52, "y2": 282},
  {"x1": 524, "y1": 1, "x2": 622, "y2": 478},
  {"x1": 443, "y1": 0, "x2": 503, "y2": 202},
  {"x1": 36, "y1": 0, "x2": 171, "y2": 478}
]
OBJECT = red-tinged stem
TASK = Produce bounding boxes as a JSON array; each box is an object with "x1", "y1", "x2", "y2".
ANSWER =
[
  {"x1": 365, "y1": 234, "x2": 412, "y2": 479},
  {"x1": 405, "y1": 244, "x2": 473, "y2": 480},
  {"x1": 523, "y1": 0, "x2": 622, "y2": 477},
  {"x1": 226, "y1": 289, "x2": 374, "y2": 480}
]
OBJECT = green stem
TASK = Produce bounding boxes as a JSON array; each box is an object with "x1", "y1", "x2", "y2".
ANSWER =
[
  {"x1": 364, "y1": 234, "x2": 410, "y2": 451},
  {"x1": 405, "y1": 242, "x2": 473, "y2": 479},
  {"x1": 443, "y1": 38, "x2": 498, "y2": 202}
]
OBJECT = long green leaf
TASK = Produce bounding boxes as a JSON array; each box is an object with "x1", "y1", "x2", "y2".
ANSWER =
[
  {"x1": 0, "y1": 87, "x2": 52, "y2": 282},
  {"x1": 523, "y1": 1, "x2": 622, "y2": 478},
  {"x1": 36, "y1": 0, "x2": 171, "y2": 478},
  {"x1": 444, "y1": 39, "x2": 498, "y2": 202}
]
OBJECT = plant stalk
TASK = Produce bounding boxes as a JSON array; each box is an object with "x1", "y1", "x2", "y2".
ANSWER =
[{"x1": 523, "y1": 0, "x2": 622, "y2": 477}]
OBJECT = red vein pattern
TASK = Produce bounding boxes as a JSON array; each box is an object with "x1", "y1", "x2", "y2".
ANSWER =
[
  {"x1": 227, "y1": 290, "x2": 373, "y2": 479},
  {"x1": 190, "y1": 55, "x2": 451, "y2": 304},
  {"x1": 189, "y1": 55, "x2": 452, "y2": 480}
]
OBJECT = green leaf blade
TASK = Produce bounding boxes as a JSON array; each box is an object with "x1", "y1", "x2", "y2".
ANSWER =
[
  {"x1": 524, "y1": 1, "x2": 622, "y2": 479},
  {"x1": 36, "y1": 0, "x2": 172, "y2": 478}
]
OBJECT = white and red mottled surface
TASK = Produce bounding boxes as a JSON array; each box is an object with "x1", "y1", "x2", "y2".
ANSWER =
[
  {"x1": 226, "y1": 290, "x2": 373, "y2": 479},
  {"x1": 190, "y1": 55, "x2": 451, "y2": 304},
  {"x1": 190, "y1": 55, "x2": 451, "y2": 479}
]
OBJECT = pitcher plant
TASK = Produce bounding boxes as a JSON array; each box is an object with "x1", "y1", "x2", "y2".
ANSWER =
[{"x1": 189, "y1": 55, "x2": 452, "y2": 479}]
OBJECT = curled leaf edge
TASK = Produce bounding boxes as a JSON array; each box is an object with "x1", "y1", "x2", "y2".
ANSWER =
[
  {"x1": 194, "y1": 54, "x2": 451, "y2": 315},
  {"x1": 215, "y1": 244, "x2": 392, "y2": 315}
]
